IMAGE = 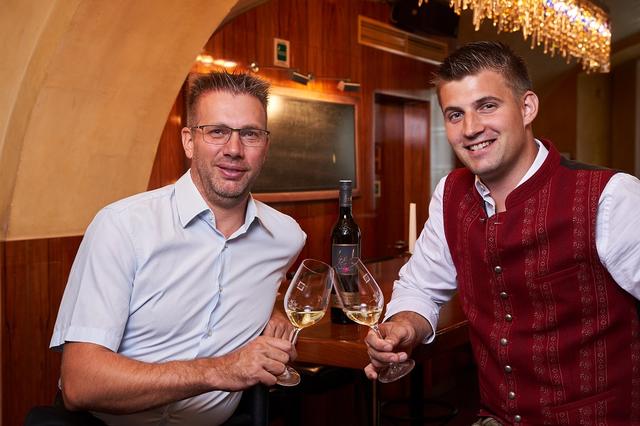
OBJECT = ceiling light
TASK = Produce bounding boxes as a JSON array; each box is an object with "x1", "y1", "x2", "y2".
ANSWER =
[{"x1": 421, "y1": 0, "x2": 611, "y2": 72}]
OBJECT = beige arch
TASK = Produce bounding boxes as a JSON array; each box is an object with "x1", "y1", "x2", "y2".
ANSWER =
[{"x1": 0, "y1": 0, "x2": 251, "y2": 241}]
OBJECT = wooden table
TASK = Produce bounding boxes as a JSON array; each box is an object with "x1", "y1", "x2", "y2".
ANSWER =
[
  {"x1": 278, "y1": 256, "x2": 470, "y2": 426},
  {"x1": 292, "y1": 256, "x2": 469, "y2": 370}
]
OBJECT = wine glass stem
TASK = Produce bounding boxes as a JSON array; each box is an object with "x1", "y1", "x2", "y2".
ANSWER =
[
  {"x1": 371, "y1": 324, "x2": 384, "y2": 341},
  {"x1": 290, "y1": 327, "x2": 302, "y2": 345},
  {"x1": 371, "y1": 324, "x2": 399, "y2": 369}
]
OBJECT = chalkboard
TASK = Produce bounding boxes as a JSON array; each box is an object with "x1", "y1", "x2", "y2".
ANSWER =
[{"x1": 253, "y1": 88, "x2": 358, "y2": 201}]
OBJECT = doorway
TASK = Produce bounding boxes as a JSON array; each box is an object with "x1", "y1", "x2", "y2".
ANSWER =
[{"x1": 374, "y1": 93, "x2": 430, "y2": 260}]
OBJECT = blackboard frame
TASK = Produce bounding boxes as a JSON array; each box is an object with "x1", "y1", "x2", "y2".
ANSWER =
[{"x1": 253, "y1": 87, "x2": 359, "y2": 202}]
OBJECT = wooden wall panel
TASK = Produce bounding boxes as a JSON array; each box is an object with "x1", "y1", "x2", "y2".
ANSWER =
[
  {"x1": 535, "y1": 70, "x2": 578, "y2": 158},
  {"x1": 403, "y1": 101, "x2": 430, "y2": 232},
  {"x1": 148, "y1": 86, "x2": 188, "y2": 190},
  {"x1": 3, "y1": 237, "x2": 82, "y2": 425},
  {"x1": 611, "y1": 60, "x2": 637, "y2": 174}
]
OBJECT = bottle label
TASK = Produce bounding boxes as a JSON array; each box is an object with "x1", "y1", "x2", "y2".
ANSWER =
[
  {"x1": 332, "y1": 244, "x2": 360, "y2": 273},
  {"x1": 332, "y1": 244, "x2": 360, "y2": 308}
]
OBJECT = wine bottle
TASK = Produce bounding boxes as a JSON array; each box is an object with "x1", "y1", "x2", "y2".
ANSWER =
[{"x1": 330, "y1": 179, "x2": 361, "y2": 324}]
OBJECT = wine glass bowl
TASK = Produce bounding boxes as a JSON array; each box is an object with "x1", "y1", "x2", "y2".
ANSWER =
[
  {"x1": 333, "y1": 258, "x2": 415, "y2": 383},
  {"x1": 277, "y1": 259, "x2": 334, "y2": 386}
]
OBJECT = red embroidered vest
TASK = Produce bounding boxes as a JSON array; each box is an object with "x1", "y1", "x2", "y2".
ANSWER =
[{"x1": 443, "y1": 140, "x2": 640, "y2": 425}]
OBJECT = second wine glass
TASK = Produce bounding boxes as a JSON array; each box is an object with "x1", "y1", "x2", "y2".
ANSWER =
[
  {"x1": 277, "y1": 258, "x2": 334, "y2": 386},
  {"x1": 333, "y1": 257, "x2": 415, "y2": 383}
]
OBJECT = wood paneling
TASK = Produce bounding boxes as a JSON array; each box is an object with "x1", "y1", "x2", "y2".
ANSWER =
[
  {"x1": 148, "y1": 86, "x2": 188, "y2": 190},
  {"x1": 2, "y1": 236, "x2": 82, "y2": 425},
  {"x1": 403, "y1": 101, "x2": 430, "y2": 239},
  {"x1": 611, "y1": 60, "x2": 637, "y2": 174},
  {"x1": 535, "y1": 70, "x2": 578, "y2": 158},
  {"x1": 375, "y1": 99, "x2": 406, "y2": 258}
]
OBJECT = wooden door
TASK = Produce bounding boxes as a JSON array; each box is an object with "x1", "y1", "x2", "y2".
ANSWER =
[{"x1": 374, "y1": 95, "x2": 430, "y2": 260}]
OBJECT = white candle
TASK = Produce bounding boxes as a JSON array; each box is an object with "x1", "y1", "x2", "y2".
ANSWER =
[{"x1": 408, "y1": 203, "x2": 417, "y2": 254}]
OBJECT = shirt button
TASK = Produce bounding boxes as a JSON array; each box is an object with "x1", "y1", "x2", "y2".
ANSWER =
[
  {"x1": 508, "y1": 391, "x2": 516, "y2": 399},
  {"x1": 494, "y1": 265, "x2": 503, "y2": 274},
  {"x1": 504, "y1": 365, "x2": 513, "y2": 373},
  {"x1": 500, "y1": 338, "x2": 508, "y2": 346},
  {"x1": 514, "y1": 415, "x2": 522, "y2": 423},
  {"x1": 505, "y1": 313, "x2": 513, "y2": 322},
  {"x1": 207, "y1": 329, "x2": 212, "y2": 337},
  {"x1": 500, "y1": 292, "x2": 508, "y2": 299}
]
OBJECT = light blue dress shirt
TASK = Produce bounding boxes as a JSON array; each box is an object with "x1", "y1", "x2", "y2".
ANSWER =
[{"x1": 50, "y1": 171, "x2": 306, "y2": 426}]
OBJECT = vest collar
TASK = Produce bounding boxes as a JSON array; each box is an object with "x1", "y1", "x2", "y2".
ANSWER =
[{"x1": 503, "y1": 138, "x2": 560, "y2": 210}]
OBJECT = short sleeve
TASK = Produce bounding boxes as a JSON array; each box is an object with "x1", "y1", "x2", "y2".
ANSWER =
[{"x1": 50, "y1": 207, "x2": 136, "y2": 351}]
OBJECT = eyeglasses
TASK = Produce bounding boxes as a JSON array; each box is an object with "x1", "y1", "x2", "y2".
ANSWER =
[{"x1": 190, "y1": 124, "x2": 270, "y2": 147}]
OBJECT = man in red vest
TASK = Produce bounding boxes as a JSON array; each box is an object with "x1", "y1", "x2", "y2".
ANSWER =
[{"x1": 366, "y1": 41, "x2": 640, "y2": 425}]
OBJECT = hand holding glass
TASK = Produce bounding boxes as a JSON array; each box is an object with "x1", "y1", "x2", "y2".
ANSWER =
[
  {"x1": 333, "y1": 258, "x2": 415, "y2": 383},
  {"x1": 277, "y1": 259, "x2": 334, "y2": 386}
]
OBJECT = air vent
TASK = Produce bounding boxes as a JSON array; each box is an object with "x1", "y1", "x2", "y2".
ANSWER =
[{"x1": 358, "y1": 15, "x2": 448, "y2": 65}]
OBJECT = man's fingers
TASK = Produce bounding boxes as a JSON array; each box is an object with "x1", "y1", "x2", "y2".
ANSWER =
[
  {"x1": 364, "y1": 363, "x2": 378, "y2": 380},
  {"x1": 367, "y1": 349, "x2": 408, "y2": 366},
  {"x1": 262, "y1": 357, "x2": 288, "y2": 376},
  {"x1": 256, "y1": 335, "x2": 293, "y2": 352}
]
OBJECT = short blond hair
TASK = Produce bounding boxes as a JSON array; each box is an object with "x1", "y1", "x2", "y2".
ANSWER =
[{"x1": 186, "y1": 71, "x2": 270, "y2": 127}]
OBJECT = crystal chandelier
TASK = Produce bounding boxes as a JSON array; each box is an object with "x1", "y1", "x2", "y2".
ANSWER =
[{"x1": 419, "y1": 0, "x2": 611, "y2": 72}]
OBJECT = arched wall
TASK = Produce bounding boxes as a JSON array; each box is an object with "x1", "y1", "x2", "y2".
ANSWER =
[{"x1": 0, "y1": 0, "x2": 239, "y2": 241}]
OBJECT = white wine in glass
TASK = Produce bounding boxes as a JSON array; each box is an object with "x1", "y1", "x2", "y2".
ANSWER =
[
  {"x1": 277, "y1": 258, "x2": 334, "y2": 386},
  {"x1": 334, "y1": 257, "x2": 415, "y2": 383}
]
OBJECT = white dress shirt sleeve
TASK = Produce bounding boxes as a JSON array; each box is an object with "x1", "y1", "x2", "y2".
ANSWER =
[
  {"x1": 50, "y1": 207, "x2": 136, "y2": 351},
  {"x1": 597, "y1": 172, "x2": 640, "y2": 300},
  {"x1": 385, "y1": 176, "x2": 458, "y2": 343}
]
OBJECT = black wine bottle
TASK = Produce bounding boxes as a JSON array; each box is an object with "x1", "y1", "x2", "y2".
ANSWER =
[{"x1": 330, "y1": 179, "x2": 361, "y2": 324}]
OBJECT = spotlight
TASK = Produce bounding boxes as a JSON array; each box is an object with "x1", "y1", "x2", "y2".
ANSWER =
[
  {"x1": 337, "y1": 80, "x2": 361, "y2": 92},
  {"x1": 248, "y1": 61, "x2": 313, "y2": 85},
  {"x1": 290, "y1": 71, "x2": 312, "y2": 85}
]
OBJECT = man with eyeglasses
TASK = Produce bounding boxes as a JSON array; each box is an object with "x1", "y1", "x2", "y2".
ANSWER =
[{"x1": 50, "y1": 71, "x2": 306, "y2": 425}]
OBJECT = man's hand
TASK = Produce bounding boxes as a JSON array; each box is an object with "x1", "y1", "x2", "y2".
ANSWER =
[
  {"x1": 363, "y1": 312, "x2": 432, "y2": 380},
  {"x1": 208, "y1": 335, "x2": 294, "y2": 391},
  {"x1": 262, "y1": 309, "x2": 294, "y2": 340}
]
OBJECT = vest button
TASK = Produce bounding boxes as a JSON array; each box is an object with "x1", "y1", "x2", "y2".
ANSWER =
[
  {"x1": 514, "y1": 415, "x2": 522, "y2": 423},
  {"x1": 504, "y1": 365, "x2": 512, "y2": 373},
  {"x1": 508, "y1": 391, "x2": 516, "y2": 399},
  {"x1": 494, "y1": 265, "x2": 503, "y2": 274},
  {"x1": 500, "y1": 338, "x2": 508, "y2": 346},
  {"x1": 500, "y1": 291, "x2": 508, "y2": 299},
  {"x1": 505, "y1": 313, "x2": 513, "y2": 322}
]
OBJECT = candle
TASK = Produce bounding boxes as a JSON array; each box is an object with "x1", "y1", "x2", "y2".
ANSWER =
[{"x1": 408, "y1": 203, "x2": 417, "y2": 254}]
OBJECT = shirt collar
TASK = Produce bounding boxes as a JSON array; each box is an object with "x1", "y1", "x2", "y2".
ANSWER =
[
  {"x1": 175, "y1": 171, "x2": 272, "y2": 235},
  {"x1": 474, "y1": 139, "x2": 549, "y2": 215},
  {"x1": 175, "y1": 171, "x2": 210, "y2": 227}
]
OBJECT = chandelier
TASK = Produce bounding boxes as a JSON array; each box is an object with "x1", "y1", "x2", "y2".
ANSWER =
[{"x1": 419, "y1": 0, "x2": 611, "y2": 72}]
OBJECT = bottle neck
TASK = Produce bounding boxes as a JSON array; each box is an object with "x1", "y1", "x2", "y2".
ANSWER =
[{"x1": 339, "y1": 205, "x2": 352, "y2": 217}]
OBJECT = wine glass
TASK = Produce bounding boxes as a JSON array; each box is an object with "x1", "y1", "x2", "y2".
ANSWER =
[
  {"x1": 277, "y1": 258, "x2": 334, "y2": 386},
  {"x1": 333, "y1": 257, "x2": 415, "y2": 383}
]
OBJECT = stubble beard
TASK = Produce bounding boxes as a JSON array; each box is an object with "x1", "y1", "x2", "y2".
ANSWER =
[{"x1": 192, "y1": 154, "x2": 262, "y2": 209}]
